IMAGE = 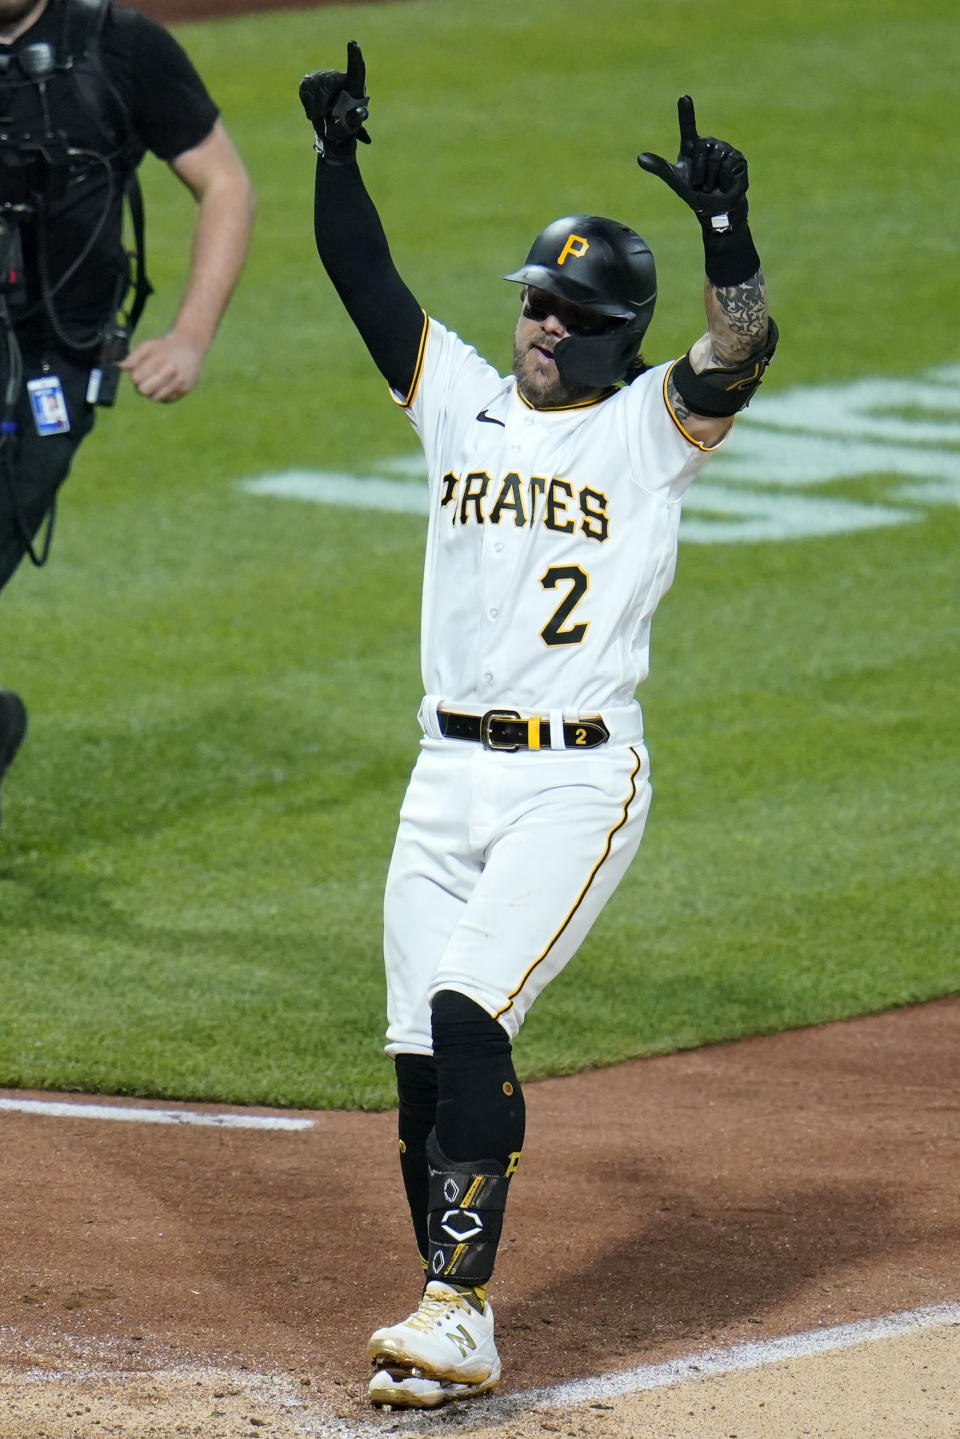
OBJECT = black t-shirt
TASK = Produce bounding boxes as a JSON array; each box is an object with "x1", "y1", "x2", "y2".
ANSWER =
[{"x1": 0, "y1": 0, "x2": 219, "y2": 354}]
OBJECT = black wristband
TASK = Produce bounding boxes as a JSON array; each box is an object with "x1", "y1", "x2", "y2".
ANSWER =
[
  {"x1": 670, "y1": 316, "x2": 778, "y2": 417},
  {"x1": 701, "y1": 216, "x2": 761, "y2": 287},
  {"x1": 313, "y1": 134, "x2": 358, "y2": 167}
]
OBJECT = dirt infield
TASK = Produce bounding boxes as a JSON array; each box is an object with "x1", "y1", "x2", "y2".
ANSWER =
[{"x1": 2, "y1": 998, "x2": 959, "y2": 1436}]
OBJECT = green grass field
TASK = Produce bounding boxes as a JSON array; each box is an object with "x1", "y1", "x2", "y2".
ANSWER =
[{"x1": 1, "y1": 0, "x2": 957, "y2": 1109}]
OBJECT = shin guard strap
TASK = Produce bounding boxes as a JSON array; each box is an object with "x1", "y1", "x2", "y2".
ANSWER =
[{"x1": 425, "y1": 1132, "x2": 508, "y2": 1285}]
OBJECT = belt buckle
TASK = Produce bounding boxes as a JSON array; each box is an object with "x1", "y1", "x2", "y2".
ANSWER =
[{"x1": 480, "y1": 708, "x2": 522, "y2": 751}]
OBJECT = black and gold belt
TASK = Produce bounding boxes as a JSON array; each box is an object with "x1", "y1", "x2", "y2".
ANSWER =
[{"x1": 437, "y1": 708, "x2": 610, "y2": 752}]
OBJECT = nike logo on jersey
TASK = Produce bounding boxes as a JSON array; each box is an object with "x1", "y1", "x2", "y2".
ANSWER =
[{"x1": 476, "y1": 409, "x2": 506, "y2": 427}]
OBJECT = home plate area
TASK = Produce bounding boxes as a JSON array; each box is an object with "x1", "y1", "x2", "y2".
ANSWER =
[{"x1": 2, "y1": 999, "x2": 958, "y2": 1437}]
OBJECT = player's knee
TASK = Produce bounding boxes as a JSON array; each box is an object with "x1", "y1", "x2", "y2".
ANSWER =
[
  {"x1": 394, "y1": 1051, "x2": 438, "y2": 1104},
  {"x1": 394, "y1": 1052, "x2": 438, "y2": 1132},
  {"x1": 430, "y1": 988, "x2": 509, "y2": 1058},
  {"x1": 430, "y1": 988, "x2": 525, "y2": 1169}
]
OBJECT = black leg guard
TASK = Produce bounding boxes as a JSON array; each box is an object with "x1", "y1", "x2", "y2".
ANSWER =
[
  {"x1": 430, "y1": 989, "x2": 526, "y2": 1174},
  {"x1": 394, "y1": 1052, "x2": 438, "y2": 1266},
  {"x1": 425, "y1": 1131, "x2": 509, "y2": 1286},
  {"x1": 425, "y1": 989, "x2": 526, "y2": 1288}
]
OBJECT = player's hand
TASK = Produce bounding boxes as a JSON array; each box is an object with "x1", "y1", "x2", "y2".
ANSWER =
[
  {"x1": 637, "y1": 95, "x2": 748, "y2": 233},
  {"x1": 119, "y1": 333, "x2": 204, "y2": 403},
  {"x1": 299, "y1": 40, "x2": 371, "y2": 161}
]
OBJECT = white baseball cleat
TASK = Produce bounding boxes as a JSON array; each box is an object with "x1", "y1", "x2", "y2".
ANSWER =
[
  {"x1": 367, "y1": 1367, "x2": 499, "y2": 1409},
  {"x1": 367, "y1": 1281, "x2": 500, "y2": 1408}
]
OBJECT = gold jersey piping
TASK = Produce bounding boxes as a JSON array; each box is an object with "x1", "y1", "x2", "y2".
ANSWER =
[
  {"x1": 662, "y1": 359, "x2": 729, "y2": 452},
  {"x1": 492, "y1": 746, "x2": 643, "y2": 1022},
  {"x1": 391, "y1": 310, "x2": 430, "y2": 409}
]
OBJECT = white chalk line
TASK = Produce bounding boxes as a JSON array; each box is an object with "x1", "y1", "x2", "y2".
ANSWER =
[
  {"x1": 3, "y1": 1303, "x2": 958, "y2": 1437},
  {"x1": 0, "y1": 1096, "x2": 314, "y2": 1131},
  {"x1": 2, "y1": 1095, "x2": 957, "y2": 1429},
  {"x1": 520, "y1": 1299, "x2": 960, "y2": 1410},
  {"x1": 364, "y1": 1301, "x2": 960, "y2": 1433}
]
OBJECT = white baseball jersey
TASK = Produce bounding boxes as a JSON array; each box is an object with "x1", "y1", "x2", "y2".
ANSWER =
[
  {"x1": 381, "y1": 317, "x2": 723, "y2": 1055},
  {"x1": 395, "y1": 317, "x2": 717, "y2": 718}
]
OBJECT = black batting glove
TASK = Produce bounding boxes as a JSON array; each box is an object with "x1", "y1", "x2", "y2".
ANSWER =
[
  {"x1": 299, "y1": 40, "x2": 371, "y2": 165},
  {"x1": 637, "y1": 95, "x2": 748, "y2": 236}
]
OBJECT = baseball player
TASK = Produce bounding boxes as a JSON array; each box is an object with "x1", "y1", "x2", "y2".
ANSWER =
[{"x1": 299, "y1": 44, "x2": 776, "y2": 1409}]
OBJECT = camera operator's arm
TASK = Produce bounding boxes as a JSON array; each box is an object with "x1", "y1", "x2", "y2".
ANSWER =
[
  {"x1": 120, "y1": 122, "x2": 254, "y2": 403},
  {"x1": 301, "y1": 42, "x2": 425, "y2": 397}
]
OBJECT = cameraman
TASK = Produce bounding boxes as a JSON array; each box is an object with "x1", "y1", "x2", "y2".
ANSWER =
[{"x1": 0, "y1": 0, "x2": 254, "y2": 820}]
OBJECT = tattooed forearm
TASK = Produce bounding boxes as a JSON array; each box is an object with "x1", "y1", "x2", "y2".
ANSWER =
[
  {"x1": 666, "y1": 373, "x2": 697, "y2": 427},
  {"x1": 669, "y1": 261, "x2": 773, "y2": 442},
  {"x1": 702, "y1": 270, "x2": 768, "y2": 365}
]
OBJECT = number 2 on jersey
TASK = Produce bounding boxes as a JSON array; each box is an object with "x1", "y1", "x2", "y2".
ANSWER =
[{"x1": 540, "y1": 564, "x2": 589, "y2": 646}]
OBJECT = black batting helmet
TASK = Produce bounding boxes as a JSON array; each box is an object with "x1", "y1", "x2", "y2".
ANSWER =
[{"x1": 503, "y1": 215, "x2": 657, "y2": 387}]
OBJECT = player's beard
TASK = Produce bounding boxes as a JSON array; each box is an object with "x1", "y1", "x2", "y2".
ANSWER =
[{"x1": 512, "y1": 331, "x2": 599, "y2": 409}]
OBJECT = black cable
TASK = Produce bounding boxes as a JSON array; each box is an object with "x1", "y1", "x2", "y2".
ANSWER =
[
  {"x1": 0, "y1": 298, "x2": 23, "y2": 416},
  {"x1": 0, "y1": 292, "x2": 56, "y2": 568},
  {"x1": 0, "y1": 8, "x2": 135, "y2": 571},
  {"x1": 25, "y1": 148, "x2": 118, "y2": 353}
]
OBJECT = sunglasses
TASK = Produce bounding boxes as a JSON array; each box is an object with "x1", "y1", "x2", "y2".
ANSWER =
[{"x1": 520, "y1": 288, "x2": 618, "y2": 338}]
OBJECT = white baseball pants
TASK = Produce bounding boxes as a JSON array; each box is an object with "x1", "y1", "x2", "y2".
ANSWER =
[{"x1": 383, "y1": 734, "x2": 652, "y2": 1055}]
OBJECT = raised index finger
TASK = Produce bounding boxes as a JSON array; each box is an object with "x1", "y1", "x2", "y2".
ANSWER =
[
  {"x1": 677, "y1": 94, "x2": 698, "y2": 155},
  {"x1": 346, "y1": 39, "x2": 366, "y2": 93}
]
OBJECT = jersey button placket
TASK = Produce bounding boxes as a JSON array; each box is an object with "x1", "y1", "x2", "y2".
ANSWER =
[
  {"x1": 483, "y1": 410, "x2": 530, "y2": 699},
  {"x1": 478, "y1": 518, "x2": 507, "y2": 696}
]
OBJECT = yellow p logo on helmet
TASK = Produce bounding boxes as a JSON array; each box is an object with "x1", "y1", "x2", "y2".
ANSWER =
[{"x1": 556, "y1": 233, "x2": 589, "y2": 265}]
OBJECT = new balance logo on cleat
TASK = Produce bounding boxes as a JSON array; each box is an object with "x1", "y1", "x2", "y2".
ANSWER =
[
  {"x1": 448, "y1": 1322, "x2": 477, "y2": 1357},
  {"x1": 367, "y1": 1280, "x2": 500, "y2": 1409}
]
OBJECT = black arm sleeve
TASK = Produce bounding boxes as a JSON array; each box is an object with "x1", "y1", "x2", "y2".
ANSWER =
[{"x1": 313, "y1": 159, "x2": 426, "y2": 398}]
